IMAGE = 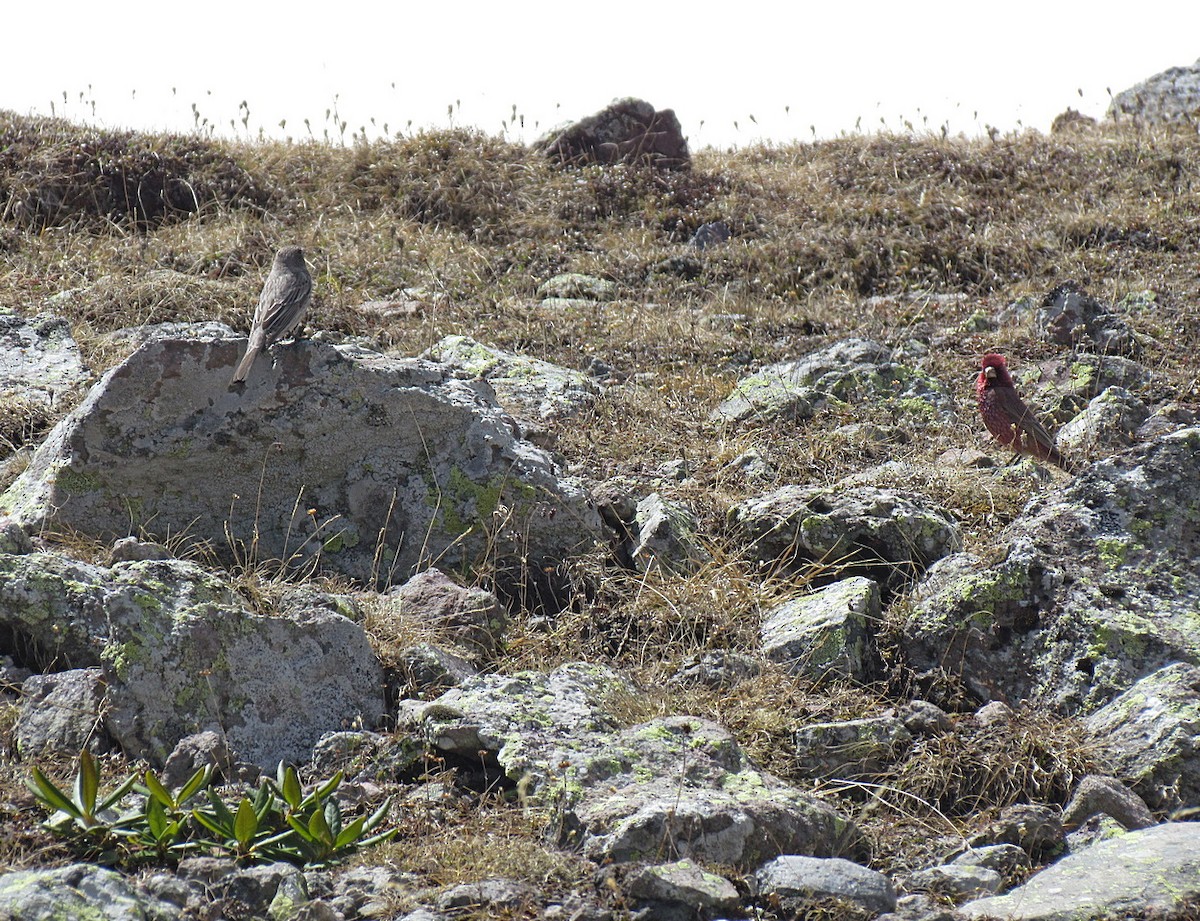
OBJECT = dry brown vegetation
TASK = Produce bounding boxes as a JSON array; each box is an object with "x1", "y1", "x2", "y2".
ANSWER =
[{"x1": 2, "y1": 109, "x2": 1198, "y2": 899}]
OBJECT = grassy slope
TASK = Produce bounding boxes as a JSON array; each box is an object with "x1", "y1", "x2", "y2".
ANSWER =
[{"x1": 1, "y1": 110, "x2": 1197, "y2": 896}]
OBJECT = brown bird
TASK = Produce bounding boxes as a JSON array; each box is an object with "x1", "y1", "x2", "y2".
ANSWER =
[
  {"x1": 231, "y1": 245, "x2": 313, "y2": 385},
  {"x1": 976, "y1": 353, "x2": 1075, "y2": 472}
]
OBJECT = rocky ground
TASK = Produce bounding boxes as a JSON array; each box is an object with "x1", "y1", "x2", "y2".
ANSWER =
[{"x1": 2, "y1": 89, "x2": 1200, "y2": 921}]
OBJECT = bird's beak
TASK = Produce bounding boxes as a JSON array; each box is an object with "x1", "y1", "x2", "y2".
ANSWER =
[{"x1": 984, "y1": 366, "x2": 997, "y2": 380}]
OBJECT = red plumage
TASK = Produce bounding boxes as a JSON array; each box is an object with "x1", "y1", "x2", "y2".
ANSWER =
[{"x1": 976, "y1": 353, "x2": 1075, "y2": 472}]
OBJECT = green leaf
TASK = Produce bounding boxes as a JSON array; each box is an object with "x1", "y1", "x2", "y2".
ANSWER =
[
  {"x1": 145, "y1": 798, "x2": 168, "y2": 838},
  {"x1": 76, "y1": 750, "x2": 99, "y2": 816},
  {"x1": 357, "y1": 827, "x2": 398, "y2": 848},
  {"x1": 234, "y1": 798, "x2": 259, "y2": 848},
  {"x1": 191, "y1": 809, "x2": 229, "y2": 839},
  {"x1": 281, "y1": 765, "x2": 302, "y2": 809},
  {"x1": 28, "y1": 767, "x2": 82, "y2": 819},
  {"x1": 307, "y1": 806, "x2": 333, "y2": 846},
  {"x1": 97, "y1": 773, "x2": 138, "y2": 815},
  {"x1": 176, "y1": 765, "x2": 213, "y2": 806},
  {"x1": 324, "y1": 800, "x2": 342, "y2": 839},
  {"x1": 252, "y1": 780, "x2": 274, "y2": 817},
  {"x1": 206, "y1": 789, "x2": 235, "y2": 827},
  {"x1": 142, "y1": 771, "x2": 172, "y2": 807},
  {"x1": 313, "y1": 770, "x2": 343, "y2": 803},
  {"x1": 333, "y1": 815, "x2": 365, "y2": 850},
  {"x1": 362, "y1": 796, "x2": 392, "y2": 833},
  {"x1": 285, "y1": 814, "x2": 316, "y2": 843}
]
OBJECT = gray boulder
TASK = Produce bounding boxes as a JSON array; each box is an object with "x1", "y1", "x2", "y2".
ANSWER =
[
  {"x1": 793, "y1": 715, "x2": 913, "y2": 780},
  {"x1": 396, "y1": 643, "x2": 478, "y2": 696},
  {"x1": 1035, "y1": 282, "x2": 1138, "y2": 354},
  {"x1": 1109, "y1": 58, "x2": 1200, "y2": 125},
  {"x1": 626, "y1": 859, "x2": 740, "y2": 915},
  {"x1": 1054, "y1": 386, "x2": 1149, "y2": 460},
  {"x1": 417, "y1": 663, "x2": 862, "y2": 866},
  {"x1": 420, "y1": 334, "x2": 599, "y2": 426},
  {"x1": 0, "y1": 334, "x2": 603, "y2": 590},
  {"x1": 0, "y1": 864, "x2": 180, "y2": 921},
  {"x1": 0, "y1": 310, "x2": 90, "y2": 407},
  {"x1": 537, "y1": 97, "x2": 689, "y2": 168},
  {"x1": 1084, "y1": 663, "x2": 1200, "y2": 810},
  {"x1": 1, "y1": 553, "x2": 385, "y2": 767},
  {"x1": 436, "y1": 879, "x2": 535, "y2": 913},
  {"x1": 755, "y1": 855, "x2": 897, "y2": 915},
  {"x1": 730, "y1": 485, "x2": 961, "y2": 593},
  {"x1": 383, "y1": 567, "x2": 508, "y2": 659},
  {"x1": 15, "y1": 668, "x2": 111, "y2": 757},
  {"x1": 903, "y1": 428, "x2": 1200, "y2": 713},
  {"x1": 906, "y1": 863, "x2": 1002, "y2": 900},
  {"x1": 761, "y1": 577, "x2": 880, "y2": 681},
  {"x1": 968, "y1": 804, "x2": 1064, "y2": 856},
  {"x1": 711, "y1": 338, "x2": 953, "y2": 425},
  {"x1": 1060, "y1": 774, "x2": 1155, "y2": 831},
  {"x1": 960, "y1": 822, "x2": 1200, "y2": 920},
  {"x1": 631, "y1": 492, "x2": 710, "y2": 576}
]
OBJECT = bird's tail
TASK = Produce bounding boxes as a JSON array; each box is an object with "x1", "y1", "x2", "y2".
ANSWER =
[{"x1": 230, "y1": 338, "x2": 262, "y2": 385}]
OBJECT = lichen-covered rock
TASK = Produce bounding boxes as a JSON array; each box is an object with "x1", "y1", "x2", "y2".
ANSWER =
[
  {"x1": 535, "y1": 273, "x2": 617, "y2": 302},
  {"x1": 0, "y1": 310, "x2": 90, "y2": 406},
  {"x1": 1109, "y1": 58, "x2": 1200, "y2": 125},
  {"x1": 1040, "y1": 352, "x2": 1154, "y2": 423},
  {"x1": 1054, "y1": 386, "x2": 1150, "y2": 460},
  {"x1": 631, "y1": 492, "x2": 710, "y2": 576},
  {"x1": 730, "y1": 485, "x2": 961, "y2": 593},
  {"x1": 711, "y1": 338, "x2": 953, "y2": 425},
  {"x1": 421, "y1": 334, "x2": 599, "y2": 425},
  {"x1": 793, "y1": 716, "x2": 913, "y2": 780},
  {"x1": 626, "y1": 859, "x2": 740, "y2": 914},
  {"x1": 0, "y1": 863, "x2": 181, "y2": 921},
  {"x1": 1084, "y1": 663, "x2": 1200, "y2": 810},
  {"x1": 0, "y1": 334, "x2": 603, "y2": 590},
  {"x1": 0, "y1": 552, "x2": 386, "y2": 768},
  {"x1": 755, "y1": 855, "x2": 897, "y2": 915},
  {"x1": 903, "y1": 428, "x2": 1200, "y2": 713},
  {"x1": 415, "y1": 663, "x2": 862, "y2": 866},
  {"x1": 15, "y1": 668, "x2": 111, "y2": 757},
  {"x1": 960, "y1": 822, "x2": 1200, "y2": 920},
  {"x1": 761, "y1": 577, "x2": 880, "y2": 681}
]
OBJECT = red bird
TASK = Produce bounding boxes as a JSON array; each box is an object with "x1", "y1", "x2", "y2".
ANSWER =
[{"x1": 976, "y1": 354, "x2": 1075, "y2": 472}]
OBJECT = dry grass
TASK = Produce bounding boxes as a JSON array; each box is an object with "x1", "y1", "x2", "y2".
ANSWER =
[{"x1": 2, "y1": 109, "x2": 1196, "y2": 885}]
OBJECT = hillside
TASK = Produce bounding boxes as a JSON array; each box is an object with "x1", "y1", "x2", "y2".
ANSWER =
[{"x1": 2, "y1": 109, "x2": 1200, "y2": 920}]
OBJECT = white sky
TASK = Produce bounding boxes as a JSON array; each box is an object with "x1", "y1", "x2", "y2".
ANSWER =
[{"x1": 4, "y1": 2, "x2": 1198, "y2": 149}]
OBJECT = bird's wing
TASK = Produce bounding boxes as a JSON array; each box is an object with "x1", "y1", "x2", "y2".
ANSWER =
[
  {"x1": 998, "y1": 388, "x2": 1057, "y2": 448},
  {"x1": 258, "y1": 271, "x2": 312, "y2": 339}
]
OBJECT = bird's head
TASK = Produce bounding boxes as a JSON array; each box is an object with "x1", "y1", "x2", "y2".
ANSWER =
[
  {"x1": 979, "y1": 353, "x2": 1013, "y2": 386},
  {"x1": 275, "y1": 245, "x2": 307, "y2": 270}
]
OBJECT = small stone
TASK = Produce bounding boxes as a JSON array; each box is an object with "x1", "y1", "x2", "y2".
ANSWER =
[{"x1": 1061, "y1": 774, "x2": 1155, "y2": 831}]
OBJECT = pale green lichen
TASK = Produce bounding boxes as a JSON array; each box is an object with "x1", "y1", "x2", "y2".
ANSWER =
[{"x1": 55, "y1": 467, "x2": 104, "y2": 494}]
